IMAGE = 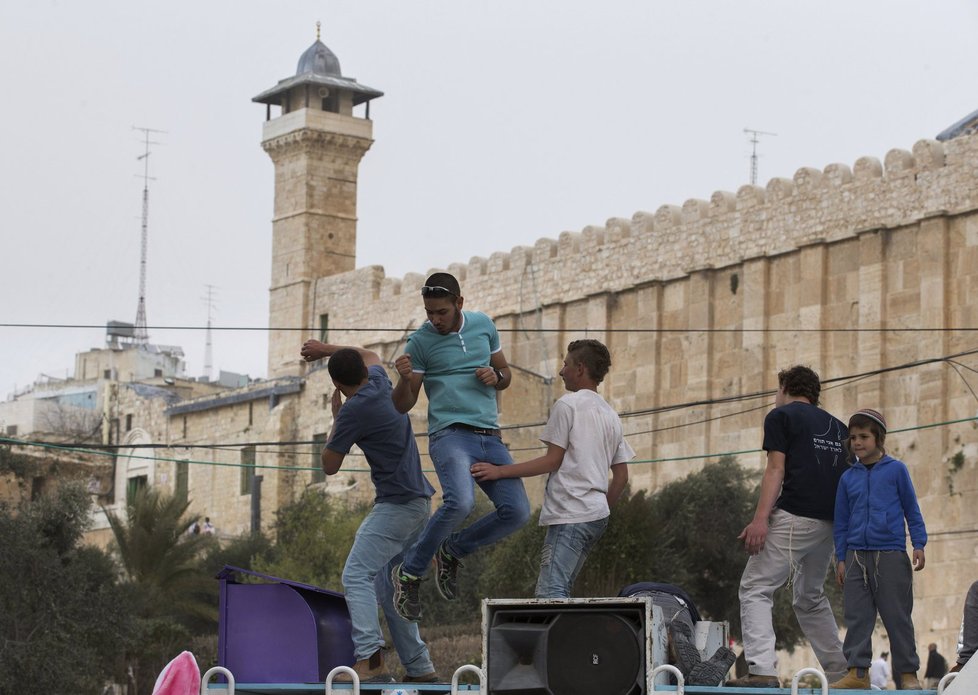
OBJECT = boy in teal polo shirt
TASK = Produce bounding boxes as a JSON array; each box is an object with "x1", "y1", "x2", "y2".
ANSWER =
[{"x1": 390, "y1": 273, "x2": 530, "y2": 621}]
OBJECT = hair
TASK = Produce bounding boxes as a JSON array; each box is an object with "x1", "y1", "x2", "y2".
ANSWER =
[
  {"x1": 327, "y1": 348, "x2": 368, "y2": 386},
  {"x1": 777, "y1": 365, "x2": 821, "y2": 405},
  {"x1": 424, "y1": 272, "x2": 461, "y2": 297},
  {"x1": 566, "y1": 339, "x2": 612, "y2": 384},
  {"x1": 846, "y1": 412, "x2": 887, "y2": 462}
]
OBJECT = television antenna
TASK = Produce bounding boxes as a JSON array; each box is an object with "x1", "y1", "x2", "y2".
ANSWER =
[
  {"x1": 132, "y1": 125, "x2": 167, "y2": 345},
  {"x1": 744, "y1": 128, "x2": 777, "y2": 186}
]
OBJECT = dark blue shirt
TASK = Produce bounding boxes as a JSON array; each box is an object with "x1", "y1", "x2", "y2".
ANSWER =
[
  {"x1": 326, "y1": 365, "x2": 435, "y2": 504},
  {"x1": 763, "y1": 401, "x2": 848, "y2": 520}
]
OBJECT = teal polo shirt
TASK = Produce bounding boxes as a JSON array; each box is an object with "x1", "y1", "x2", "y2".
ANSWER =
[{"x1": 405, "y1": 311, "x2": 502, "y2": 433}]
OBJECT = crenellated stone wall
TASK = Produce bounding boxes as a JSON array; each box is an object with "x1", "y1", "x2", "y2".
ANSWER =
[{"x1": 278, "y1": 133, "x2": 978, "y2": 677}]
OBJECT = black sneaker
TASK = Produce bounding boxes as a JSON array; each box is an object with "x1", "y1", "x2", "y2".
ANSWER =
[
  {"x1": 434, "y1": 542, "x2": 463, "y2": 600},
  {"x1": 391, "y1": 563, "x2": 423, "y2": 621}
]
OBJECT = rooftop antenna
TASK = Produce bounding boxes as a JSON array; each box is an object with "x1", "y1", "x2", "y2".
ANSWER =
[
  {"x1": 202, "y1": 284, "x2": 218, "y2": 381},
  {"x1": 132, "y1": 126, "x2": 166, "y2": 346},
  {"x1": 744, "y1": 127, "x2": 777, "y2": 186}
]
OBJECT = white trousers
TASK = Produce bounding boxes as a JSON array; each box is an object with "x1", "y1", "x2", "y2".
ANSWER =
[{"x1": 739, "y1": 508, "x2": 846, "y2": 678}]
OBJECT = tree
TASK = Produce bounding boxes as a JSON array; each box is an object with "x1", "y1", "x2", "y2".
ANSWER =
[
  {"x1": 253, "y1": 488, "x2": 367, "y2": 590},
  {"x1": 105, "y1": 486, "x2": 218, "y2": 693},
  {"x1": 476, "y1": 458, "x2": 841, "y2": 652},
  {"x1": 0, "y1": 483, "x2": 136, "y2": 694}
]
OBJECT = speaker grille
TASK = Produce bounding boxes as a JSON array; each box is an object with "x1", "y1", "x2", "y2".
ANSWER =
[{"x1": 487, "y1": 606, "x2": 645, "y2": 695}]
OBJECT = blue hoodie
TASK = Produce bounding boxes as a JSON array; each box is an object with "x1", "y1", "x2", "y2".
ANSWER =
[{"x1": 834, "y1": 454, "x2": 927, "y2": 562}]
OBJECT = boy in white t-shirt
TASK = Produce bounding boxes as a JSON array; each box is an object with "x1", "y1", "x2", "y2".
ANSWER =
[{"x1": 471, "y1": 339, "x2": 634, "y2": 598}]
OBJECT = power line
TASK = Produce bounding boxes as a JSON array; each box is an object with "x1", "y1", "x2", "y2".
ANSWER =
[
  {"x1": 11, "y1": 346, "x2": 978, "y2": 449},
  {"x1": 3, "y1": 322, "x2": 978, "y2": 334},
  {"x1": 3, "y1": 414, "x2": 974, "y2": 474}
]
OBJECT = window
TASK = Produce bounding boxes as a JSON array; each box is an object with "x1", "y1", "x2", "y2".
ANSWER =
[
  {"x1": 5, "y1": 425, "x2": 17, "y2": 436},
  {"x1": 154, "y1": 369, "x2": 163, "y2": 377},
  {"x1": 103, "y1": 369, "x2": 112, "y2": 379},
  {"x1": 31, "y1": 476, "x2": 46, "y2": 501},
  {"x1": 319, "y1": 313, "x2": 329, "y2": 342},
  {"x1": 312, "y1": 433, "x2": 328, "y2": 484},
  {"x1": 125, "y1": 414, "x2": 133, "y2": 431},
  {"x1": 248, "y1": 402, "x2": 254, "y2": 426},
  {"x1": 175, "y1": 460, "x2": 189, "y2": 504},
  {"x1": 127, "y1": 475, "x2": 147, "y2": 503},
  {"x1": 240, "y1": 445, "x2": 256, "y2": 495},
  {"x1": 182, "y1": 416, "x2": 187, "y2": 439}
]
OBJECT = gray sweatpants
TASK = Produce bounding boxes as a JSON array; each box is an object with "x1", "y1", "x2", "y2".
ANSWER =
[{"x1": 841, "y1": 549, "x2": 920, "y2": 674}]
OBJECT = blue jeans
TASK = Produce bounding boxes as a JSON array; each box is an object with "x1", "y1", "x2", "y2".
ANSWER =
[
  {"x1": 535, "y1": 517, "x2": 609, "y2": 598},
  {"x1": 401, "y1": 426, "x2": 530, "y2": 577},
  {"x1": 341, "y1": 497, "x2": 435, "y2": 676}
]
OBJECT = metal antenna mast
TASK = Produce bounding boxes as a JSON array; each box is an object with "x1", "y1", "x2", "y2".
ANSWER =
[
  {"x1": 132, "y1": 126, "x2": 166, "y2": 345},
  {"x1": 744, "y1": 128, "x2": 777, "y2": 185},
  {"x1": 202, "y1": 285, "x2": 218, "y2": 381}
]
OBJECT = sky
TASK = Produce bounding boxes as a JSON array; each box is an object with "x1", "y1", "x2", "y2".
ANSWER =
[{"x1": 1, "y1": 0, "x2": 977, "y2": 398}]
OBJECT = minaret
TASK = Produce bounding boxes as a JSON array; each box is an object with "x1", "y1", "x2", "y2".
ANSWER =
[{"x1": 253, "y1": 23, "x2": 383, "y2": 378}]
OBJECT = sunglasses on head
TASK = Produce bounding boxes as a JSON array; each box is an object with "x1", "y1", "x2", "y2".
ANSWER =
[{"x1": 420, "y1": 285, "x2": 456, "y2": 297}]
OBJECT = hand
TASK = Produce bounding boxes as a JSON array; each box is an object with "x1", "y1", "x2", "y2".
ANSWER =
[
  {"x1": 330, "y1": 389, "x2": 343, "y2": 417},
  {"x1": 912, "y1": 548, "x2": 925, "y2": 571},
  {"x1": 475, "y1": 366, "x2": 498, "y2": 387},
  {"x1": 301, "y1": 340, "x2": 329, "y2": 362},
  {"x1": 738, "y1": 518, "x2": 769, "y2": 555},
  {"x1": 471, "y1": 462, "x2": 503, "y2": 482},
  {"x1": 394, "y1": 354, "x2": 413, "y2": 379},
  {"x1": 836, "y1": 561, "x2": 846, "y2": 586}
]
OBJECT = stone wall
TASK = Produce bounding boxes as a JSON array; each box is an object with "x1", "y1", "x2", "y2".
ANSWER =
[{"x1": 285, "y1": 132, "x2": 978, "y2": 674}]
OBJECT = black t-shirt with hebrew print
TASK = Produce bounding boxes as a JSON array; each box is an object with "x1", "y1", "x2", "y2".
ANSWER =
[{"x1": 763, "y1": 401, "x2": 848, "y2": 520}]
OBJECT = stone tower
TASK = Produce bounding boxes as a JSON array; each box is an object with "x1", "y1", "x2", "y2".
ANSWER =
[{"x1": 253, "y1": 27, "x2": 383, "y2": 378}]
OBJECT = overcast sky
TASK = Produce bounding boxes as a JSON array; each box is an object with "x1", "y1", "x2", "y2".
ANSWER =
[{"x1": 1, "y1": 0, "x2": 976, "y2": 398}]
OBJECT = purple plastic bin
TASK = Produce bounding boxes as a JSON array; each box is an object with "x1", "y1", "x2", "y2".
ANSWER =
[{"x1": 217, "y1": 565, "x2": 355, "y2": 683}]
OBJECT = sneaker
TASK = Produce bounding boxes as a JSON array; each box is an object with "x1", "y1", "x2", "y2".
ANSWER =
[
  {"x1": 333, "y1": 650, "x2": 395, "y2": 684},
  {"x1": 899, "y1": 672, "x2": 922, "y2": 690},
  {"x1": 403, "y1": 671, "x2": 440, "y2": 683},
  {"x1": 434, "y1": 542, "x2": 463, "y2": 600},
  {"x1": 391, "y1": 563, "x2": 423, "y2": 621},
  {"x1": 724, "y1": 673, "x2": 780, "y2": 688},
  {"x1": 828, "y1": 667, "x2": 870, "y2": 689}
]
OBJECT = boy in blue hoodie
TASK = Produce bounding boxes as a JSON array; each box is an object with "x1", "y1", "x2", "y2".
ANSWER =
[{"x1": 831, "y1": 408, "x2": 927, "y2": 690}]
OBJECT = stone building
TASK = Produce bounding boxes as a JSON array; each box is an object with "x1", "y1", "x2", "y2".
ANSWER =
[{"x1": 3, "y1": 30, "x2": 977, "y2": 681}]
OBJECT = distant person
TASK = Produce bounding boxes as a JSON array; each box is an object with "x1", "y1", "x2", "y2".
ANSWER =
[
  {"x1": 830, "y1": 409, "x2": 927, "y2": 691},
  {"x1": 870, "y1": 652, "x2": 891, "y2": 689},
  {"x1": 301, "y1": 339, "x2": 438, "y2": 684},
  {"x1": 201, "y1": 517, "x2": 216, "y2": 535},
  {"x1": 390, "y1": 273, "x2": 530, "y2": 621},
  {"x1": 925, "y1": 643, "x2": 948, "y2": 688},
  {"x1": 471, "y1": 339, "x2": 633, "y2": 598},
  {"x1": 952, "y1": 581, "x2": 978, "y2": 673},
  {"x1": 728, "y1": 366, "x2": 848, "y2": 688}
]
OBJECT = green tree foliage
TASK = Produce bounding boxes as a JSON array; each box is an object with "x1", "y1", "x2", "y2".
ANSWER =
[
  {"x1": 253, "y1": 488, "x2": 367, "y2": 590},
  {"x1": 475, "y1": 458, "x2": 842, "y2": 652},
  {"x1": 105, "y1": 486, "x2": 219, "y2": 693},
  {"x1": 0, "y1": 483, "x2": 136, "y2": 694}
]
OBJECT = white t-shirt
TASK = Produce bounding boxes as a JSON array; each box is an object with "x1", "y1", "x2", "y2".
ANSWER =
[
  {"x1": 538, "y1": 389, "x2": 635, "y2": 525},
  {"x1": 870, "y1": 657, "x2": 891, "y2": 688}
]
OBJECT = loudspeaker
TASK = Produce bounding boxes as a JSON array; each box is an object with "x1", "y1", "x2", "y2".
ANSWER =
[{"x1": 482, "y1": 598, "x2": 653, "y2": 695}]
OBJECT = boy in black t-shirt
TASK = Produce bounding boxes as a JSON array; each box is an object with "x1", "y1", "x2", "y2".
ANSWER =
[{"x1": 727, "y1": 365, "x2": 848, "y2": 688}]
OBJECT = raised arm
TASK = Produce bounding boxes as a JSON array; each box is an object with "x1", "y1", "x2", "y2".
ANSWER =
[
  {"x1": 300, "y1": 340, "x2": 381, "y2": 367},
  {"x1": 391, "y1": 353, "x2": 423, "y2": 413}
]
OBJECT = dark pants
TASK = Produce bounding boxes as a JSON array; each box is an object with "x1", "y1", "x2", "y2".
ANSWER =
[
  {"x1": 957, "y1": 580, "x2": 978, "y2": 666},
  {"x1": 842, "y1": 550, "x2": 920, "y2": 674}
]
